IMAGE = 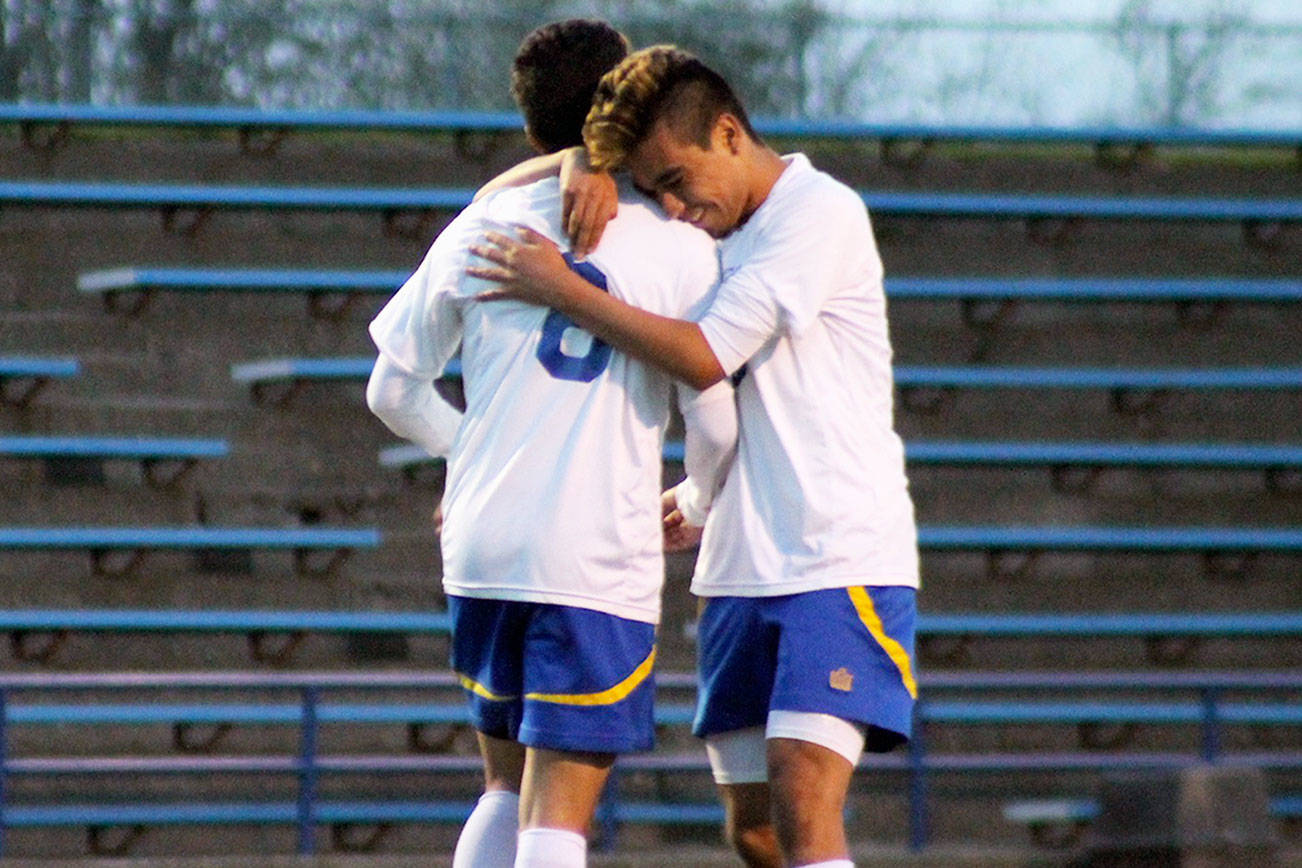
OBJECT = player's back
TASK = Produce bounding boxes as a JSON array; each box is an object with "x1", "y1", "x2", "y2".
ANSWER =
[{"x1": 440, "y1": 179, "x2": 718, "y2": 624}]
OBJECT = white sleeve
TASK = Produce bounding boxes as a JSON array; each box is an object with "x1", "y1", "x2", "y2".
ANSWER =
[
  {"x1": 672, "y1": 379, "x2": 737, "y2": 527},
  {"x1": 698, "y1": 184, "x2": 871, "y2": 374},
  {"x1": 368, "y1": 213, "x2": 475, "y2": 379},
  {"x1": 366, "y1": 354, "x2": 463, "y2": 459}
]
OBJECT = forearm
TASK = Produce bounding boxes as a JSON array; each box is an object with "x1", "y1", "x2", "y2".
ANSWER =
[
  {"x1": 366, "y1": 355, "x2": 463, "y2": 458},
  {"x1": 553, "y1": 275, "x2": 727, "y2": 390},
  {"x1": 473, "y1": 152, "x2": 564, "y2": 201}
]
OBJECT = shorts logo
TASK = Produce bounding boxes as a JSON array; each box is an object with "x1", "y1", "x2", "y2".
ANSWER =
[{"x1": 829, "y1": 667, "x2": 855, "y2": 692}]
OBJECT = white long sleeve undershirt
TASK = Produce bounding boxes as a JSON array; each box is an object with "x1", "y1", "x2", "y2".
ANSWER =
[
  {"x1": 365, "y1": 354, "x2": 463, "y2": 460},
  {"x1": 674, "y1": 380, "x2": 738, "y2": 527}
]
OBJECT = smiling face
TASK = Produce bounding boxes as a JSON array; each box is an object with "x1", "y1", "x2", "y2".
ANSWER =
[{"x1": 626, "y1": 114, "x2": 753, "y2": 239}]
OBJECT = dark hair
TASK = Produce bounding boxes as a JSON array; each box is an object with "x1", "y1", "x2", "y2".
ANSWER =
[
  {"x1": 584, "y1": 46, "x2": 758, "y2": 171},
  {"x1": 510, "y1": 19, "x2": 630, "y2": 154}
]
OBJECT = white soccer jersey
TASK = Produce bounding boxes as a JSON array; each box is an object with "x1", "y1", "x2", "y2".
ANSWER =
[
  {"x1": 369, "y1": 178, "x2": 729, "y2": 624},
  {"x1": 693, "y1": 153, "x2": 920, "y2": 597}
]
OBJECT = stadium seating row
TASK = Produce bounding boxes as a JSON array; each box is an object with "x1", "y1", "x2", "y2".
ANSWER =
[
  {"x1": 2, "y1": 180, "x2": 1297, "y2": 243},
  {"x1": 0, "y1": 528, "x2": 379, "y2": 578},
  {"x1": 4, "y1": 608, "x2": 1299, "y2": 666},
  {"x1": 388, "y1": 438, "x2": 1302, "y2": 494},
  {"x1": 224, "y1": 353, "x2": 1302, "y2": 410},
  {"x1": 0, "y1": 523, "x2": 1296, "y2": 581},
  {"x1": 0, "y1": 356, "x2": 79, "y2": 408},
  {"x1": 3, "y1": 102, "x2": 1297, "y2": 163},
  {"x1": 0, "y1": 670, "x2": 1297, "y2": 855},
  {"x1": 75, "y1": 267, "x2": 1302, "y2": 329},
  {"x1": 6, "y1": 432, "x2": 1300, "y2": 494}
]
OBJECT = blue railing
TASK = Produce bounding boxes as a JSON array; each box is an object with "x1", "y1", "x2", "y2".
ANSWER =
[{"x1": 0, "y1": 670, "x2": 1298, "y2": 856}]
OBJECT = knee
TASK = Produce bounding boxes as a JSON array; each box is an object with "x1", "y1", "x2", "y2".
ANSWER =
[{"x1": 725, "y1": 819, "x2": 781, "y2": 868}]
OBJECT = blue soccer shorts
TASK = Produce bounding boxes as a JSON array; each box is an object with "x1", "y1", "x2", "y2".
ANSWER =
[
  {"x1": 693, "y1": 585, "x2": 918, "y2": 752},
  {"x1": 447, "y1": 595, "x2": 658, "y2": 754}
]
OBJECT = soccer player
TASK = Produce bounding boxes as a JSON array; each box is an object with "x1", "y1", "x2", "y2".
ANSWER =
[
  {"x1": 468, "y1": 46, "x2": 920, "y2": 868},
  {"x1": 366, "y1": 26, "x2": 737, "y2": 868}
]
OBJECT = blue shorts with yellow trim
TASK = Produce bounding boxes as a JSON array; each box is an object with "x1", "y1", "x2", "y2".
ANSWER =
[
  {"x1": 447, "y1": 595, "x2": 657, "y2": 754},
  {"x1": 694, "y1": 586, "x2": 918, "y2": 752}
]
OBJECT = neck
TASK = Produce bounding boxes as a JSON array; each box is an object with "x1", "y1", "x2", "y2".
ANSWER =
[{"x1": 738, "y1": 144, "x2": 788, "y2": 228}]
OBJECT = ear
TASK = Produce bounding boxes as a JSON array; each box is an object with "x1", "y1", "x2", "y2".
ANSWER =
[{"x1": 715, "y1": 113, "x2": 743, "y2": 155}]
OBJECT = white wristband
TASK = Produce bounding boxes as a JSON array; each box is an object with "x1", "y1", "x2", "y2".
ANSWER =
[{"x1": 674, "y1": 477, "x2": 710, "y2": 528}]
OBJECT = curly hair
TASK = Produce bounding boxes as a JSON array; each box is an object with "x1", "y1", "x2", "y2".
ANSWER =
[
  {"x1": 583, "y1": 45, "x2": 758, "y2": 172},
  {"x1": 510, "y1": 19, "x2": 630, "y2": 155}
]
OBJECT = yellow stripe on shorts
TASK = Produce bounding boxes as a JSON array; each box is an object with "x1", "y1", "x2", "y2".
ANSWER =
[
  {"x1": 846, "y1": 587, "x2": 918, "y2": 699},
  {"x1": 456, "y1": 672, "x2": 516, "y2": 702},
  {"x1": 525, "y1": 646, "x2": 657, "y2": 706}
]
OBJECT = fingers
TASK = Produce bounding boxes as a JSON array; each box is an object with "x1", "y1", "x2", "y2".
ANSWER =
[
  {"x1": 568, "y1": 196, "x2": 609, "y2": 258},
  {"x1": 562, "y1": 188, "x2": 576, "y2": 231},
  {"x1": 468, "y1": 242, "x2": 507, "y2": 266},
  {"x1": 466, "y1": 265, "x2": 519, "y2": 287},
  {"x1": 514, "y1": 225, "x2": 552, "y2": 247},
  {"x1": 663, "y1": 522, "x2": 704, "y2": 553}
]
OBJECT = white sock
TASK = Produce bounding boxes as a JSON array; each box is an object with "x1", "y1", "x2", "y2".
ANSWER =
[
  {"x1": 452, "y1": 790, "x2": 519, "y2": 868},
  {"x1": 795, "y1": 861, "x2": 854, "y2": 868},
  {"x1": 514, "y1": 826, "x2": 587, "y2": 867}
]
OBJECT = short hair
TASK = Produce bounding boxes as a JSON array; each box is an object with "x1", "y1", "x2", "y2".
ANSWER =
[
  {"x1": 510, "y1": 19, "x2": 630, "y2": 154},
  {"x1": 583, "y1": 46, "x2": 759, "y2": 172}
]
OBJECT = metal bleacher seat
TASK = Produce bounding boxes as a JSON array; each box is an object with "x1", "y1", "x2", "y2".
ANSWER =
[
  {"x1": 383, "y1": 438, "x2": 1302, "y2": 494},
  {"x1": 3, "y1": 179, "x2": 1296, "y2": 240},
  {"x1": 918, "y1": 524, "x2": 1302, "y2": 580},
  {"x1": 5, "y1": 102, "x2": 1297, "y2": 165},
  {"x1": 0, "y1": 608, "x2": 451, "y2": 664},
  {"x1": 0, "y1": 179, "x2": 476, "y2": 237},
  {"x1": 0, "y1": 355, "x2": 79, "y2": 408},
  {"x1": 886, "y1": 275, "x2": 1302, "y2": 329},
  {"x1": 239, "y1": 354, "x2": 1302, "y2": 416},
  {"x1": 917, "y1": 611, "x2": 1302, "y2": 665},
  {"x1": 0, "y1": 435, "x2": 228, "y2": 487},
  {"x1": 0, "y1": 526, "x2": 381, "y2": 578},
  {"x1": 230, "y1": 357, "x2": 378, "y2": 406},
  {"x1": 0, "y1": 102, "x2": 521, "y2": 154},
  {"x1": 76, "y1": 269, "x2": 1301, "y2": 328},
  {"x1": 0, "y1": 670, "x2": 1297, "y2": 856},
  {"x1": 77, "y1": 266, "x2": 409, "y2": 317},
  {"x1": 3, "y1": 608, "x2": 1297, "y2": 667},
  {"x1": 894, "y1": 364, "x2": 1302, "y2": 414}
]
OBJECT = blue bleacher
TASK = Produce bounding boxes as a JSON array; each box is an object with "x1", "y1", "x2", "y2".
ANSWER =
[
  {"x1": 887, "y1": 276, "x2": 1302, "y2": 329},
  {"x1": 0, "y1": 527, "x2": 381, "y2": 577},
  {"x1": 2, "y1": 609, "x2": 1296, "y2": 666},
  {"x1": 235, "y1": 355, "x2": 1302, "y2": 410},
  {"x1": 0, "y1": 608, "x2": 451, "y2": 663},
  {"x1": 3, "y1": 180, "x2": 1297, "y2": 239},
  {"x1": 75, "y1": 268, "x2": 1302, "y2": 327},
  {"x1": 77, "y1": 266, "x2": 410, "y2": 317},
  {"x1": 386, "y1": 438, "x2": 1302, "y2": 494},
  {"x1": 894, "y1": 365, "x2": 1302, "y2": 414},
  {"x1": 0, "y1": 435, "x2": 229, "y2": 487},
  {"x1": 0, "y1": 670, "x2": 1297, "y2": 856},
  {"x1": 4, "y1": 102, "x2": 1297, "y2": 155},
  {"x1": 0, "y1": 356, "x2": 79, "y2": 407}
]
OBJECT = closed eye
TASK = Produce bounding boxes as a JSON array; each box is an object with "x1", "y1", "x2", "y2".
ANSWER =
[{"x1": 651, "y1": 169, "x2": 684, "y2": 196}]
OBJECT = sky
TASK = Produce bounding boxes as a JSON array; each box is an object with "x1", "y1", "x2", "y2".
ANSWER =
[
  {"x1": 825, "y1": 0, "x2": 1302, "y2": 25},
  {"x1": 792, "y1": 0, "x2": 1302, "y2": 127}
]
